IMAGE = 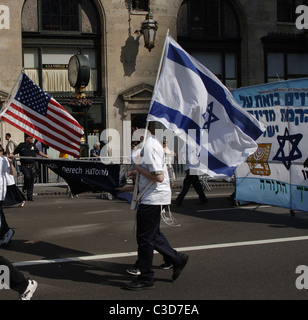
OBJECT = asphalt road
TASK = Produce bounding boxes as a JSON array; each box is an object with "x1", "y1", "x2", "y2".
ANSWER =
[{"x1": 1, "y1": 185, "x2": 308, "y2": 304}]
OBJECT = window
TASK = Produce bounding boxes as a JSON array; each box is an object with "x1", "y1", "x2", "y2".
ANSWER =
[
  {"x1": 178, "y1": 0, "x2": 240, "y2": 39},
  {"x1": 132, "y1": 0, "x2": 149, "y2": 11},
  {"x1": 266, "y1": 52, "x2": 308, "y2": 82},
  {"x1": 177, "y1": 0, "x2": 241, "y2": 88},
  {"x1": 191, "y1": 52, "x2": 238, "y2": 88},
  {"x1": 41, "y1": 0, "x2": 79, "y2": 31},
  {"x1": 277, "y1": 0, "x2": 308, "y2": 23},
  {"x1": 262, "y1": 32, "x2": 308, "y2": 82}
]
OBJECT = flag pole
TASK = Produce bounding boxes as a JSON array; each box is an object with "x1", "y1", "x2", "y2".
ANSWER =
[
  {"x1": 0, "y1": 69, "x2": 24, "y2": 115},
  {"x1": 130, "y1": 29, "x2": 170, "y2": 210},
  {"x1": 152, "y1": 28, "x2": 169, "y2": 91},
  {"x1": 144, "y1": 29, "x2": 169, "y2": 133}
]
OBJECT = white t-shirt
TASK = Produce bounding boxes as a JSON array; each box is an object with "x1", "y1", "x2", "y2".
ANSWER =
[{"x1": 138, "y1": 136, "x2": 171, "y2": 205}]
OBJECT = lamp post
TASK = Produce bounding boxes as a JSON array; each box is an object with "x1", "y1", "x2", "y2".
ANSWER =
[{"x1": 140, "y1": 2, "x2": 158, "y2": 51}]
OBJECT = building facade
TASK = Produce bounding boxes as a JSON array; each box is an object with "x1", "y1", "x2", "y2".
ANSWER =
[{"x1": 0, "y1": 0, "x2": 307, "y2": 156}]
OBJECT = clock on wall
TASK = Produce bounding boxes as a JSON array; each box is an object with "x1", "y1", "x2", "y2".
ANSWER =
[{"x1": 68, "y1": 53, "x2": 90, "y2": 90}]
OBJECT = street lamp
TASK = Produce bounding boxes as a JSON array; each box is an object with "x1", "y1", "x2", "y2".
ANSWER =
[{"x1": 140, "y1": 8, "x2": 158, "y2": 51}]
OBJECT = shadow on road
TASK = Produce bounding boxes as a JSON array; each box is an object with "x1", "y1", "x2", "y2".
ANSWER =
[
  {"x1": 5, "y1": 240, "x2": 171, "y2": 289},
  {"x1": 170, "y1": 196, "x2": 308, "y2": 230}
]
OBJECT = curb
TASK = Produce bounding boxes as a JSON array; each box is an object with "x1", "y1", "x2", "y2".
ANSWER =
[{"x1": 33, "y1": 181, "x2": 234, "y2": 197}]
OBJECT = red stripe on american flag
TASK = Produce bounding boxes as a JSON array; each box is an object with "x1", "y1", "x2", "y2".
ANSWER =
[
  {"x1": 48, "y1": 98, "x2": 83, "y2": 132},
  {"x1": 3, "y1": 112, "x2": 81, "y2": 155},
  {"x1": 4, "y1": 106, "x2": 81, "y2": 155},
  {"x1": 46, "y1": 110, "x2": 83, "y2": 141},
  {"x1": 8, "y1": 103, "x2": 82, "y2": 147},
  {"x1": 1, "y1": 116, "x2": 80, "y2": 157}
]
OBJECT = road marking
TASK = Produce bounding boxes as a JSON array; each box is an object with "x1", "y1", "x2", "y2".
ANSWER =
[
  {"x1": 13, "y1": 235, "x2": 308, "y2": 267},
  {"x1": 84, "y1": 209, "x2": 122, "y2": 215}
]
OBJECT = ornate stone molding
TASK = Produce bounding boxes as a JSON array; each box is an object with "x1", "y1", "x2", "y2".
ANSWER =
[{"x1": 120, "y1": 83, "x2": 153, "y2": 119}]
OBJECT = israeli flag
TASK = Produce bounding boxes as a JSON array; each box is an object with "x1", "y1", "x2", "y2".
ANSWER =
[{"x1": 148, "y1": 36, "x2": 266, "y2": 178}]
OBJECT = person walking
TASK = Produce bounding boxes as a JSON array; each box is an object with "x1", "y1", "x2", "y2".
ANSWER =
[
  {"x1": 172, "y1": 164, "x2": 208, "y2": 207},
  {"x1": 5, "y1": 133, "x2": 21, "y2": 176},
  {"x1": 125, "y1": 115, "x2": 188, "y2": 291},
  {"x1": 4, "y1": 166, "x2": 26, "y2": 208},
  {"x1": 12, "y1": 135, "x2": 49, "y2": 201},
  {"x1": 0, "y1": 147, "x2": 15, "y2": 246},
  {"x1": 0, "y1": 256, "x2": 38, "y2": 300}
]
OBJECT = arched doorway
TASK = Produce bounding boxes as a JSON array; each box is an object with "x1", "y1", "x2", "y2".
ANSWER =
[{"x1": 21, "y1": 0, "x2": 105, "y2": 156}]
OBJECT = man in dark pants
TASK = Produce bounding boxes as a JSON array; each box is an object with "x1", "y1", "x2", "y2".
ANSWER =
[
  {"x1": 12, "y1": 135, "x2": 49, "y2": 201},
  {"x1": 125, "y1": 115, "x2": 189, "y2": 291},
  {"x1": 0, "y1": 256, "x2": 37, "y2": 300},
  {"x1": 173, "y1": 167, "x2": 208, "y2": 206}
]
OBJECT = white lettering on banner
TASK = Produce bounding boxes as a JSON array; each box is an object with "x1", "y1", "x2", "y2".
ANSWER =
[
  {"x1": 296, "y1": 5, "x2": 308, "y2": 30},
  {"x1": 0, "y1": 5, "x2": 10, "y2": 30},
  {"x1": 61, "y1": 166, "x2": 83, "y2": 175},
  {"x1": 85, "y1": 168, "x2": 109, "y2": 176},
  {"x1": 61, "y1": 166, "x2": 109, "y2": 176}
]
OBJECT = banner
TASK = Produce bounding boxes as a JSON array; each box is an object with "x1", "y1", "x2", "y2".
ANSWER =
[
  {"x1": 36, "y1": 159, "x2": 120, "y2": 196},
  {"x1": 232, "y1": 78, "x2": 308, "y2": 212}
]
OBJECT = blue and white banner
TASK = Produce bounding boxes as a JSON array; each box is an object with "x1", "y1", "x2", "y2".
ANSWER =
[
  {"x1": 233, "y1": 78, "x2": 308, "y2": 212},
  {"x1": 148, "y1": 36, "x2": 265, "y2": 178}
]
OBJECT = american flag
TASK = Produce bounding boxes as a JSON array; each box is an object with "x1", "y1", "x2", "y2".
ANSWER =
[{"x1": 0, "y1": 73, "x2": 84, "y2": 158}]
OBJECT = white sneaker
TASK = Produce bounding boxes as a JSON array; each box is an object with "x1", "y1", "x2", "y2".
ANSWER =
[
  {"x1": 126, "y1": 266, "x2": 141, "y2": 276},
  {"x1": 19, "y1": 280, "x2": 38, "y2": 300},
  {"x1": 0, "y1": 229, "x2": 15, "y2": 246},
  {"x1": 19, "y1": 201, "x2": 26, "y2": 207}
]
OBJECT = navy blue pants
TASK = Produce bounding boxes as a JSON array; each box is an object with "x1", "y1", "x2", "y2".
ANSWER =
[
  {"x1": 136, "y1": 204, "x2": 179, "y2": 282},
  {"x1": 176, "y1": 171, "x2": 207, "y2": 204},
  {"x1": 21, "y1": 164, "x2": 36, "y2": 200}
]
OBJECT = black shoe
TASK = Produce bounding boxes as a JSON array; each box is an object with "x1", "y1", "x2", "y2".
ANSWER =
[
  {"x1": 0, "y1": 229, "x2": 15, "y2": 247},
  {"x1": 195, "y1": 198, "x2": 208, "y2": 205},
  {"x1": 125, "y1": 280, "x2": 155, "y2": 291},
  {"x1": 27, "y1": 198, "x2": 34, "y2": 201},
  {"x1": 171, "y1": 199, "x2": 182, "y2": 207},
  {"x1": 172, "y1": 253, "x2": 189, "y2": 281}
]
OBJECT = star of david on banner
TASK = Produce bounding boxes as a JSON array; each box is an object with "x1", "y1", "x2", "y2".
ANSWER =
[{"x1": 273, "y1": 128, "x2": 303, "y2": 170}]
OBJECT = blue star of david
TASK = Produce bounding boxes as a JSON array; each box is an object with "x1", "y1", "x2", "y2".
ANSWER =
[
  {"x1": 202, "y1": 102, "x2": 219, "y2": 132},
  {"x1": 273, "y1": 127, "x2": 303, "y2": 170}
]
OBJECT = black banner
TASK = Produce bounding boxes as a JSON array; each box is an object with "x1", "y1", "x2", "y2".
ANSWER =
[{"x1": 36, "y1": 159, "x2": 120, "y2": 196}]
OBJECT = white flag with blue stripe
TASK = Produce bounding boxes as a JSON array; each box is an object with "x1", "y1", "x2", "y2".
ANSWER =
[{"x1": 147, "y1": 36, "x2": 266, "y2": 178}]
